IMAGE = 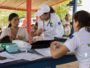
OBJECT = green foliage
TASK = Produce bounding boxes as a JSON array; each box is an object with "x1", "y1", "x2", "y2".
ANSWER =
[
  {"x1": 54, "y1": 3, "x2": 71, "y2": 21},
  {"x1": 55, "y1": 5, "x2": 70, "y2": 21},
  {"x1": 54, "y1": 0, "x2": 82, "y2": 21},
  {"x1": 17, "y1": 11, "x2": 26, "y2": 18},
  {"x1": 0, "y1": 10, "x2": 26, "y2": 27}
]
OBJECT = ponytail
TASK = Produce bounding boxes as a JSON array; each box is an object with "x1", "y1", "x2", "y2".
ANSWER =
[
  {"x1": 86, "y1": 21, "x2": 90, "y2": 32},
  {"x1": 8, "y1": 23, "x2": 11, "y2": 28}
]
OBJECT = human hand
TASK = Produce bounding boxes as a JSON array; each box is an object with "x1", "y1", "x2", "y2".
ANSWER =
[{"x1": 50, "y1": 41, "x2": 61, "y2": 50}]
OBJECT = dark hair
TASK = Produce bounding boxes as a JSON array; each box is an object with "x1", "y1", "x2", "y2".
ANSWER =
[
  {"x1": 50, "y1": 7, "x2": 55, "y2": 13},
  {"x1": 73, "y1": 10, "x2": 90, "y2": 32},
  {"x1": 8, "y1": 13, "x2": 19, "y2": 27},
  {"x1": 65, "y1": 14, "x2": 69, "y2": 17}
]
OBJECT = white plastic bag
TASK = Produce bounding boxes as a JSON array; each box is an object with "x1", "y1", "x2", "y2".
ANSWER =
[{"x1": 12, "y1": 40, "x2": 31, "y2": 52}]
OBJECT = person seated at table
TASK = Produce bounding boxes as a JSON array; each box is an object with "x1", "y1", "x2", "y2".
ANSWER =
[
  {"x1": 33, "y1": 4, "x2": 64, "y2": 42},
  {"x1": 0, "y1": 13, "x2": 29, "y2": 42},
  {"x1": 62, "y1": 14, "x2": 72, "y2": 37},
  {"x1": 50, "y1": 10, "x2": 90, "y2": 68}
]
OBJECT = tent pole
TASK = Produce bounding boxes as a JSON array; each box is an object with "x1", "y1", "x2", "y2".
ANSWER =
[{"x1": 26, "y1": 0, "x2": 32, "y2": 43}]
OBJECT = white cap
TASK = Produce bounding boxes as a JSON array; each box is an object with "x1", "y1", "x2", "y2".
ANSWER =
[{"x1": 36, "y1": 4, "x2": 50, "y2": 17}]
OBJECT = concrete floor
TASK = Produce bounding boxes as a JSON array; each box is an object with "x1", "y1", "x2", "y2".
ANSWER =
[{"x1": 56, "y1": 61, "x2": 79, "y2": 68}]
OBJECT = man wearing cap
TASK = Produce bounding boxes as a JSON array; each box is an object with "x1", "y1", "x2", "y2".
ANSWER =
[{"x1": 34, "y1": 4, "x2": 64, "y2": 41}]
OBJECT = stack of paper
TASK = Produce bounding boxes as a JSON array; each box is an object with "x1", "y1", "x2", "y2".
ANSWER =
[
  {"x1": 0, "y1": 48, "x2": 52, "y2": 63},
  {"x1": 35, "y1": 48, "x2": 51, "y2": 57},
  {"x1": 12, "y1": 52, "x2": 43, "y2": 61},
  {"x1": 0, "y1": 51, "x2": 44, "y2": 63},
  {"x1": 0, "y1": 52, "x2": 20, "y2": 63}
]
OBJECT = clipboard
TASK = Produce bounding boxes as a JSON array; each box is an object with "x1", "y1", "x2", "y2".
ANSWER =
[
  {"x1": 31, "y1": 40, "x2": 53, "y2": 49},
  {"x1": 31, "y1": 38, "x2": 67, "y2": 49}
]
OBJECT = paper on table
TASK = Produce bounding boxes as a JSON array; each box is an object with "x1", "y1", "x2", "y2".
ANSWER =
[
  {"x1": 0, "y1": 52, "x2": 20, "y2": 63},
  {"x1": 0, "y1": 52, "x2": 44, "y2": 63},
  {"x1": 12, "y1": 52, "x2": 43, "y2": 61},
  {"x1": 0, "y1": 52, "x2": 14, "y2": 58},
  {"x1": 35, "y1": 48, "x2": 51, "y2": 57}
]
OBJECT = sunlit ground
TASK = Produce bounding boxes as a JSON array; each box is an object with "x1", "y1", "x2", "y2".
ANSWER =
[{"x1": 57, "y1": 61, "x2": 79, "y2": 68}]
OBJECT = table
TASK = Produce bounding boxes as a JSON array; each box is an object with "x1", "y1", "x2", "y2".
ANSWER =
[
  {"x1": 0, "y1": 38, "x2": 77, "y2": 68},
  {"x1": 0, "y1": 54, "x2": 77, "y2": 68}
]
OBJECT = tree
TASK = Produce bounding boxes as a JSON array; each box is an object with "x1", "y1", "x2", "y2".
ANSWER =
[
  {"x1": 53, "y1": 0, "x2": 72, "y2": 21},
  {"x1": 0, "y1": 10, "x2": 26, "y2": 27}
]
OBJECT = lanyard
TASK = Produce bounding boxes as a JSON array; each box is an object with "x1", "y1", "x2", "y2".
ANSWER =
[
  {"x1": 43, "y1": 20, "x2": 53, "y2": 31},
  {"x1": 43, "y1": 21, "x2": 45, "y2": 32}
]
